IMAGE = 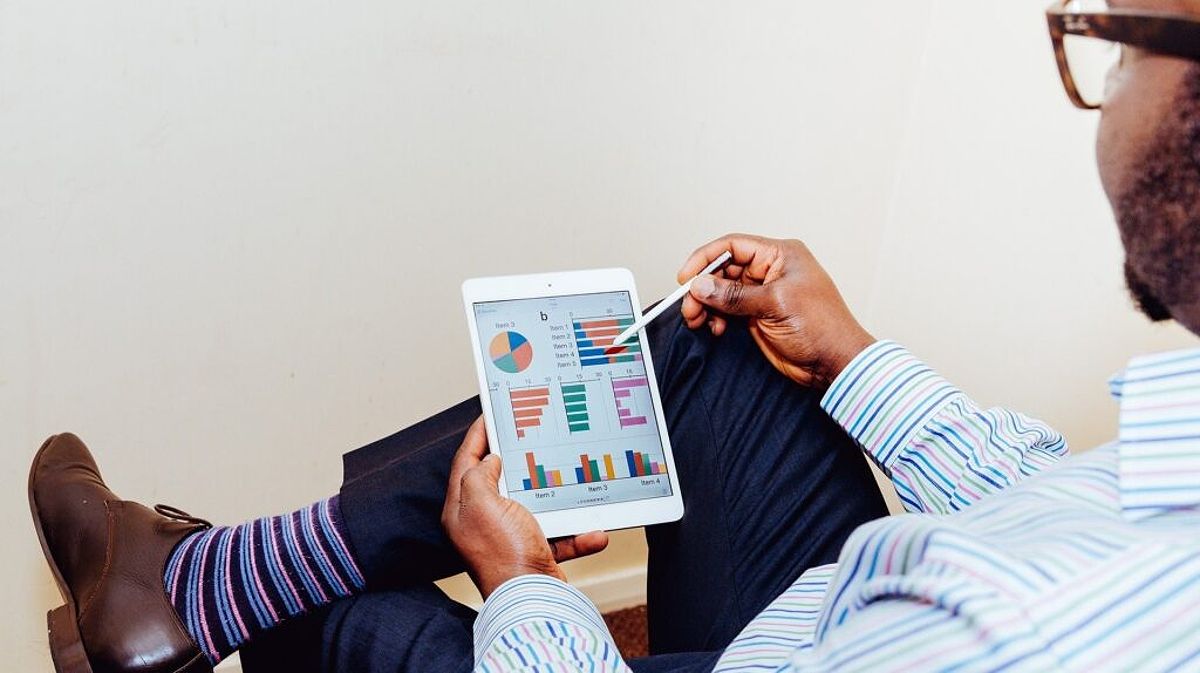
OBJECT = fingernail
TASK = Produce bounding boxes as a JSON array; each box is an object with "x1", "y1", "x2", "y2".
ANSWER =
[{"x1": 691, "y1": 275, "x2": 715, "y2": 297}]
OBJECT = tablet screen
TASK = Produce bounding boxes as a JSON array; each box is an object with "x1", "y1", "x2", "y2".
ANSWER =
[{"x1": 473, "y1": 291, "x2": 674, "y2": 514}]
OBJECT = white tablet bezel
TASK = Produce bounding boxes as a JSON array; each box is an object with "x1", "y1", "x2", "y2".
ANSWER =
[{"x1": 461, "y1": 268, "x2": 684, "y2": 539}]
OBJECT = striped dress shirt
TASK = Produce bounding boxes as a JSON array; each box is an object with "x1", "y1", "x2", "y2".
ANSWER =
[{"x1": 472, "y1": 341, "x2": 1200, "y2": 672}]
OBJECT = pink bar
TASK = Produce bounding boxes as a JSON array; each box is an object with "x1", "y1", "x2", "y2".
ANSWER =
[
  {"x1": 615, "y1": 389, "x2": 632, "y2": 398},
  {"x1": 618, "y1": 408, "x2": 632, "y2": 417},
  {"x1": 619, "y1": 417, "x2": 649, "y2": 428},
  {"x1": 612, "y1": 377, "x2": 648, "y2": 390}
]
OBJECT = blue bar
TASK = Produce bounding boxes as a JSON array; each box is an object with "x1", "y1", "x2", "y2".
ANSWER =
[
  {"x1": 580, "y1": 357, "x2": 610, "y2": 367},
  {"x1": 522, "y1": 478, "x2": 532, "y2": 490},
  {"x1": 575, "y1": 467, "x2": 585, "y2": 483},
  {"x1": 626, "y1": 451, "x2": 638, "y2": 478},
  {"x1": 578, "y1": 347, "x2": 608, "y2": 358}
]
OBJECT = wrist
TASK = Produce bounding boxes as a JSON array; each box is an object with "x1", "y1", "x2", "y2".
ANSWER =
[
  {"x1": 477, "y1": 562, "x2": 565, "y2": 599},
  {"x1": 822, "y1": 328, "x2": 876, "y2": 384}
]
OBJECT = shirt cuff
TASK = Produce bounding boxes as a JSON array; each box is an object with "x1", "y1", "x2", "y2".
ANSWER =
[
  {"x1": 472, "y1": 574, "x2": 613, "y2": 665},
  {"x1": 820, "y1": 340, "x2": 962, "y2": 468}
]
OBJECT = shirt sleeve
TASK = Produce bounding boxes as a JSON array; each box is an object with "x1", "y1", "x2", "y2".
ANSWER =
[
  {"x1": 820, "y1": 341, "x2": 1068, "y2": 514},
  {"x1": 472, "y1": 574, "x2": 631, "y2": 673}
]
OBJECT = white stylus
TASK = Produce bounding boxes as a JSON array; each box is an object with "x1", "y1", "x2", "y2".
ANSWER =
[{"x1": 610, "y1": 250, "x2": 733, "y2": 349}]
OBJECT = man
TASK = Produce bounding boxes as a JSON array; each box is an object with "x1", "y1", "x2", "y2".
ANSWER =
[{"x1": 28, "y1": 0, "x2": 1200, "y2": 671}]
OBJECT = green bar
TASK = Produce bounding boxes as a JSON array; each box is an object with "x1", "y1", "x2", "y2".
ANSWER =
[
  {"x1": 563, "y1": 393, "x2": 587, "y2": 404},
  {"x1": 561, "y1": 384, "x2": 586, "y2": 394},
  {"x1": 569, "y1": 423, "x2": 590, "y2": 432},
  {"x1": 566, "y1": 412, "x2": 589, "y2": 422},
  {"x1": 589, "y1": 460, "x2": 601, "y2": 482},
  {"x1": 536, "y1": 466, "x2": 547, "y2": 490}
]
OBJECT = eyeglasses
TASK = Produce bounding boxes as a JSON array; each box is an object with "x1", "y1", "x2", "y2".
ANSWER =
[{"x1": 1046, "y1": 0, "x2": 1200, "y2": 109}]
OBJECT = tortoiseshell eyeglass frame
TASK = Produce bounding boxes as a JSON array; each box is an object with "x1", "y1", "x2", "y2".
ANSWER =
[{"x1": 1046, "y1": 0, "x2": 1200, "y2": 109}]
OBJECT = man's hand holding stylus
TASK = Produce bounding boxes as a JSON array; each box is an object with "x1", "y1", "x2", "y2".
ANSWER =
[{"x1": 679, "y1": 234, "x2": 876, "y2": 388}]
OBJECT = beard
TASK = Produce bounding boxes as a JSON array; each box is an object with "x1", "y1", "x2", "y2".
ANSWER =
[{"x1": 1115, "y1": 65, "x2": 1200, "y2": 323}]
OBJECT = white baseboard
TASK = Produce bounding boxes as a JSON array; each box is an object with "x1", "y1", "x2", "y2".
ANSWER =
[{"x1": 574, "y1": 564, "x2": 648, "y2": 614}]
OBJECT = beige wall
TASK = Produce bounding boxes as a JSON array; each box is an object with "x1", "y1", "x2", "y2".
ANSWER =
[{"x1": 2, "y1": 0, "x2": 1195, "y2": 670}]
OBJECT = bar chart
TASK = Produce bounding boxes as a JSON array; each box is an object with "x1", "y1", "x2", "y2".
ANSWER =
[
  {"x1": 574, "y1": 452, "x2": 622, "y2": 484},
  {"x1": 573, "y1": 316, "x2": 643, "y2": 367},
  {"x1": 625, "y1": 449, "x2": 667, "y2": 477},
  {"x1": 509, "y1": 385, "x2": 551, "y2": 439},
  {"x1": 522, "y1": 452, "x2": 565, "y2": 490},
  {"x1": 560, "y1": 382, "x2": 591, "y2": 433},
  {"x1": 611, "y1": 375, "x2": 650, "y2": 428}
]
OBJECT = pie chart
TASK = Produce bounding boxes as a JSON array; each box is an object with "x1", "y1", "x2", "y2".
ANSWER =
[{"x1": 489, "y1": 331, "x2": 533, "y2": 374}]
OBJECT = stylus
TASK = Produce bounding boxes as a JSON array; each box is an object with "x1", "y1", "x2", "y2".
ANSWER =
[{"x1": 609, "y1": 250, "x2": 733, "y2": 349}]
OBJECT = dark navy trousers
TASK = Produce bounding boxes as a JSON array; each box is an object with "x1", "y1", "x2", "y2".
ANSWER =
[{"x1": 240, "y1": 312, "x2": 888, "y2": 673}]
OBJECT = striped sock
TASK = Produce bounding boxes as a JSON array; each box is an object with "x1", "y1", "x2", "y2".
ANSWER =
[{"x1": 163, "y1": 495, "x2": 366, "y2": 665}]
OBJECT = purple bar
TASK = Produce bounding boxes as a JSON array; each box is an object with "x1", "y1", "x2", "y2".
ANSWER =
[
  {"x1": 612, "y1": 377, "x2": 648, "y2": 390},
  {"x1": 620, "y1": 416, "x2": 649, "y2": 427},
  {"x1": 618, "y1": 408, "x2": 632, "y2": 417}
]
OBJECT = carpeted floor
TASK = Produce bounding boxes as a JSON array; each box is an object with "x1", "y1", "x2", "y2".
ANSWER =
[{"x1": 603, "y1": 604, "x2": 649, "y2": 659}]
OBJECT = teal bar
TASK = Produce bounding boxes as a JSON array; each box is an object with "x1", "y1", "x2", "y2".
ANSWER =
[
  {"x1": 563, "y1": 393, "x2": 587, "y2": 404},
  {"x1": 566, "y1": 412, "x2": 589, "y2": 422},
  {"x1": 561, "y1": 384, "x2": 587, "y2": 394},
  {"x1": 536, "y1": 466, "x2": 547, "y2": 489},
  {"x1": 569, "y1": 423, "x2": 590, "y2": 432},
  {"x1": 589, "y1": 460, "x2": 601, "y2": 482},
  {"x1": 642, "y1": 454, "x2": 652, "y2": 475},
  {"x1": 564, "y1": 403, "x2": 588, "y2": 413}
]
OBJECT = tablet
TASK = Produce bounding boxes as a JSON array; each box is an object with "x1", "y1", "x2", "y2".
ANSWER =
[{"x1": 462, "y1": 268, "x2": 684, "y2": 538}]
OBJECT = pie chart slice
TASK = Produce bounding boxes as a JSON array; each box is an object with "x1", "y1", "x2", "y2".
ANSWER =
[{"x1": 489, "y1": 331, "x2": 533, "y2": 373}]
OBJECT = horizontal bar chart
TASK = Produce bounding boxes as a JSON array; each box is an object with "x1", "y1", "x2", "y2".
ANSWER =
[
  {"x1": 611, "y1": 376, "x2": 650, "y2": 428},
  {"x1": 573, "y1": 316, "x2": 644, "y2": 367},
  {"x1": 509, "y1": 386, "x2": 550, "y2": 439},
  {"x1": 561, "y1": 382, "x2": 590, "y2": 433}
]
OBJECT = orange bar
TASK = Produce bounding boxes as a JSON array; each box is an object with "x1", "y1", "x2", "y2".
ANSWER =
[
  {"x1": 510, "y1": 387, "x2": 551, "y2": 399},
  {"x1": 579, "y1": 454, "x2": 592, "y2": 483},
  {"x1": 550, "y1": 470, "x2": 562, "y2": 487},
  {"x1": 513, "y1": 407, "x2": 543, "y2": 418},
  {"x1": 515, "y1": 418, "x2": 541, "y2": 428},
  {"x1": 512, "y1": 397, "x2": 549, "y2": 409},
  {"x1": 526, "y1": 452, "x2": 540, "y2": 489},
  {"x1": 603, "y1": 454, "x2": 616, "y2": 480},
  {"x1": 581, "y1": 318, "x2": 621, "y2": 329}
]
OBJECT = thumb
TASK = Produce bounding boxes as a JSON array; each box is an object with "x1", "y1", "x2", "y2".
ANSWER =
[
  {"x1": 462, "y1": 454, "x2": 504, "y2": 500},
  {"x1": 690, "y1": 275, "x2": 775, "y2": 318}
]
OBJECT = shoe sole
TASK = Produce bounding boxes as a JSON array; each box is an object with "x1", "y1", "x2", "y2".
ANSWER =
[{"x1": 29, "y1": 435, "x2": 96, "y2": 673}]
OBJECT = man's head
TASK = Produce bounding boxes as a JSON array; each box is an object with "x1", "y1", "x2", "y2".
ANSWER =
[{"x1": 1094, "y1": 0, "x2": 1200, "y2": 331}]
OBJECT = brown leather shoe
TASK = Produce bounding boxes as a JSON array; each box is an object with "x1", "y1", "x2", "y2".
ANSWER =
[{"x1": 29, "y1": 433, "x2": 215, "y2": 673}]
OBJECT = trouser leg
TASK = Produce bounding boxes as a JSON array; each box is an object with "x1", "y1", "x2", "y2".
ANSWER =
[{"x1": 642, "y1": 314, "x2": 888, "y2": 654}]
